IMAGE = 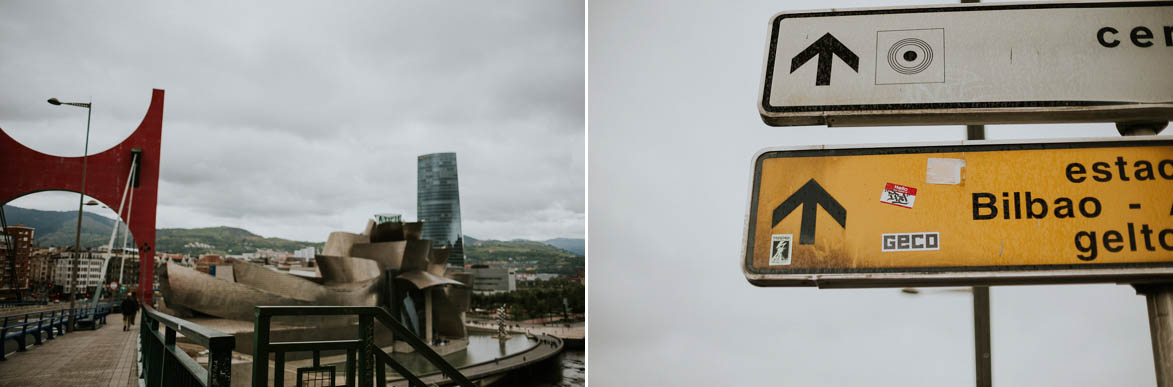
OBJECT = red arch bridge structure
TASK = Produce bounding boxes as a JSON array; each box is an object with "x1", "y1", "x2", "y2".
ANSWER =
[{"x1": 1, "y1": 89, "x2": 164, "y2": 304}]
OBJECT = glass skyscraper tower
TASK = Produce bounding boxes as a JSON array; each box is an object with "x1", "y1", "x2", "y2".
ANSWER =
[{"x1": 417, "y1": 152, "x2": 465, "y2": 267}]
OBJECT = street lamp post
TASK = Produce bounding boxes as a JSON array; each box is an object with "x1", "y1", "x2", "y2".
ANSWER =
[{"x1": 48, "y1": 97, "x2": 92, "y2": 330}]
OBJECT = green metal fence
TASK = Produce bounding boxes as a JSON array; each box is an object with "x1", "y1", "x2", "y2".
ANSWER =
[
  {"x1": 252, "y1": 306, "x2": 474, "y2": 387},
  {"x1": 139, "y1": 305, "x2": 235, "y2": 386}
]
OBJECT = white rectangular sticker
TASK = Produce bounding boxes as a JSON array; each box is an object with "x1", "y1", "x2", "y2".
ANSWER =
[
  {"x1": 926, "y1": 158, "x2": 965, "y2": 185},
  {"x1": 881, "y1": 232, "x2": 940, "y2": 252},
  {"x1": 770, "y1": 234, "x2": 793, "y2": 265}
]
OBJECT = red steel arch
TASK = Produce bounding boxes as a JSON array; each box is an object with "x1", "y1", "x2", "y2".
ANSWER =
[{"x1": 1, "y1": 89, "x2": 164, "y2": 303}]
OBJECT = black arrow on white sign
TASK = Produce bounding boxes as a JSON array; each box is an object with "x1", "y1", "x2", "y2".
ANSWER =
[
  {"x1": 772, "y1": 179, "x2": 847, "y2": 245},
  {"x1": 789, "y1": 33, "x2": 859, "y2": 86}
]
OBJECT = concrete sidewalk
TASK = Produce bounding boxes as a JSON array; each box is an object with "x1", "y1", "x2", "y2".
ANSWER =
[{"x1": 0, "y1": 322, "x2": 138, "y2": 387}]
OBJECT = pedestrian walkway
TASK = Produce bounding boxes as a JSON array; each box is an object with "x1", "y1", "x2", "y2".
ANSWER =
[{"x1": 0, "y1": 323, "x2": 138, "y2": 387}]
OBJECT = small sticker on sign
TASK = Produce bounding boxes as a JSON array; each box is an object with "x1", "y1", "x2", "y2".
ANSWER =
[
  {"x1": 880, "y1": 182, "x2": 917, "y2": 209},
  {"x1": 770, "y1": 234, "x2": 793, "y2": 266}
]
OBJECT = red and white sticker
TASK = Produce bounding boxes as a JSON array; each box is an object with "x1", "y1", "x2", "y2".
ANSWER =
[{"x1": 880, "y1": 183, "x2": 917, "y2": 209}]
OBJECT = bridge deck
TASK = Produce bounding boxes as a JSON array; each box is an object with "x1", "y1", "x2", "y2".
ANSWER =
[{"x1": 0, "y1": 322, "x2": 138, "y2": 387}]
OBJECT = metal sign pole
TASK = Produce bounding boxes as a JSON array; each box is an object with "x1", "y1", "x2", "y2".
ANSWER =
[
  {"x1": 959, "y1": 0, "x2": 991, "y2": 383},
  {"x1": 973, "y1": 286, "x2": 991, "y2": 387},
  {"x1": 1122, "y1": 120, "x2": 1171, "y2": 386},
  {"x1": 966, "y1": 120, "x2": 991, "y2": 387},
  {"x1": 1137, "y1": 284, "x2": 1173, "y2": 386}
]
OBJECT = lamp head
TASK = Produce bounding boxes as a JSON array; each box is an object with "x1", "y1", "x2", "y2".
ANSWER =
[{"x1": 47, "y1": 98, "x2": 62, "y2": 105}]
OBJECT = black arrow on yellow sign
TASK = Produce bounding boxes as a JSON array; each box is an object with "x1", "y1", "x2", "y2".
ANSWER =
[{"x1": 772, "y1": 179, "x2": 847, "y2": 245}]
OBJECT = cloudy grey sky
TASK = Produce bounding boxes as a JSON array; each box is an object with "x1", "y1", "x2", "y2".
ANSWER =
[
  {"x1": 590, "y1": 0, "x2": 1168, "y2": 386},
  {"x1": 0, "y1": 1, "x2": 583, "y2": 242}
]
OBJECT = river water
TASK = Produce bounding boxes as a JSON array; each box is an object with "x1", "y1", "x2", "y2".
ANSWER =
[{"x1": 525, "y1": 349, "x2": 585, "y2": 387}]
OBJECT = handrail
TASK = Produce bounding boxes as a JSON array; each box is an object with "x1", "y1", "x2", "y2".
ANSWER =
[
  {"x1": 252, "y1": 305, "x2": 475, "y2": 387},
  {"x1": 0, "y1": 302, "x2": 115, "y2": 360},
  {"x1": 139, "y1": 305, "x2": 235, "y2": 387},
  {"x1": 369, "y1": 308, "x2": 470, "y2": 384},
  {"x1": 0, "y1": 302, "x2": 114, "y2": 323},
  {"x1": 72, "y1": 302, "x2": 115, "y2": 330}
]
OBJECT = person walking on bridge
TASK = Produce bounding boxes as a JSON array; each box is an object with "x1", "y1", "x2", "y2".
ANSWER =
[{"x1": 120, "y1": 294, "x2": 138, "y2": 331}]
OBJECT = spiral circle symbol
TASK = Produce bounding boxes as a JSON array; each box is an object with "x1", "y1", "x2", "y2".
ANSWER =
[{"x1": 887, "y1": 38, "x2": 933, "y2": 75}]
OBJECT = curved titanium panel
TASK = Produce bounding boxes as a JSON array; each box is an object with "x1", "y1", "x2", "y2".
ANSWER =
[
  {"x1": 445, "y1": 272, "x2": 473, "y2": 312},
  {"x1": 349, "y1": 239, "x2": 432, "y2": 272},
  {"x1": 230, "y1": 259, "x2": 379, "y2": 307},
  {"x1": 314, "y1": 254, "x2": 380, "y2": 284},
  {"x1": 404, "y1": 222, "x2": 423, "y2": 240},
  {"x1": 349, "y1": 241, "x2": 406, "y2": 270},
  {"x1": 402, "y1": 239, "x2": 432, "y2": 272},
  {"x1": 160, "y1": 262, "x2": 312, "y2": 321},
  {"x1": 397, "y1": 270, "x2": 466, "y2": 290},
  {"x1": 430, "y1": 247, "x2": 450, "y2": 267},
  {"x1": 370, "y1": 221, "x2": 405, "y2": 242},
  {"x1": 323, "y1": 231, "x2": 369, "y2": 257},
  {"x1": 431, "y1": 289, "x2": 467, "y2": 339}
]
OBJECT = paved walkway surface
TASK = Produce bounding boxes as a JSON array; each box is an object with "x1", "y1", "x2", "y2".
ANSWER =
[{"x1": 0, "y1": 323, "x2": 138, "y2": 387}]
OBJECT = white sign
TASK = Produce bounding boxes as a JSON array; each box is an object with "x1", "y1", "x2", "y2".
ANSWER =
[{"x1": 759, "y1": 2, "x2": 1173, "y2": 126}]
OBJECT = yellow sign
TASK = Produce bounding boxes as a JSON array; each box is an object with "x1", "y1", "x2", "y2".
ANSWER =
[{"x1": 742, "y1": 138, "x2": 1173, "y2": 287}]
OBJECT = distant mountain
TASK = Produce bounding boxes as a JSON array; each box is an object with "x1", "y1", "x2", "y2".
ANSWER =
[
  {"x1": 464, "y1": 237, "x2": 584, "y2": 275},
  {"x1": 155, "y1": 226, "x2": 322, "y2": 255},
  {"x1": 2, "y1": 205, "x2": 321, "y2": 255},
  {"x1": 542, "y1": 238, "x2": 584, "y2": 255},
  {"x1": 3, "y1": 206, "x2": 575, "y2": 264},
  {"x1": 2, "y1": 205, "x2": 122, "y2": 248},
  {"x1": 465, "y1": 235, "x2": 583, "y2": 255}
]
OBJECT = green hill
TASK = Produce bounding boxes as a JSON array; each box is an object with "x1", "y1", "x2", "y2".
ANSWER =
[
  {"x1": 542, "y1": 237, "x2": 584, "y2": 255},
  {"x1": 464, "y1": 238, "x2": 584, "y2": 275},
  {"x1": 3, "y1": 206, "x2": 582, "y2": 273},
  {"x1": 2, "y1": 205, "x2": 121, "y2": 248},
  {"x1": 156, "y1": 226, "x2": 322, "y2": 255},
  {"x1": 3, "y1": 205, "x2": 321, "y2": 255}
]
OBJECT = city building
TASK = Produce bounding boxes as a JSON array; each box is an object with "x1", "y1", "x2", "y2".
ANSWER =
[
  {"x1": 417, "y1": 152, "x2": 466, "y2": 267},
  {"x1": 53, "y1": 251, "x2": 104, "y2": 293},
  {"x1": 470, "y1": 264, "x2": 516, "y2": 293},
  {"x1": 104, "y1": 248, "x2": 140, "y2": 286},
  {"x1": 517, "y1": 273, "x2": 562, "y2": 282},
  {"x1": 28, "y1": 248, "x2": 55, "y2": 286},
  {"x1": 293, "y1": 246, "x2": 316, "y2": 259},
  {"x1": 156, "y1": 252, "x2": 190, "y2": 266},
  {"x1": 0, "y1": 224, "x2": 34, "y2": 291},
  {"x1": 195, "y1": 254, "x2": 224, "y2": 275},
  {"x1": 243, "y1": 249, "x2": 286, "y2": 264}
]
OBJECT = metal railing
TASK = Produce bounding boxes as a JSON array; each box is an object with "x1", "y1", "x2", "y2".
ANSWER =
[
  {"x1": 252, "y1": 306, "x2": 474, "y2": 387},
  {"x1": 0, "y1": 300, "x2": 50, "y2": 311},
  {"x1": 0, "y1": 303, "x2": 114, "y2": 360},
  {"x1": 139, "y1": 305, "x2": 235, "y2": 387},
  {"x1": 74, "y1": 302, "x2": 115, "y2": 330}
]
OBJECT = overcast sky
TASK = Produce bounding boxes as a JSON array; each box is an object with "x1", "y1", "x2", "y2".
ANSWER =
[
  {"x1": 0, "y1": 1, "x2": 583, "y2": 242},
  {"x1": 590, "y1": 0, "x2": 1169, "y2": 386}
]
